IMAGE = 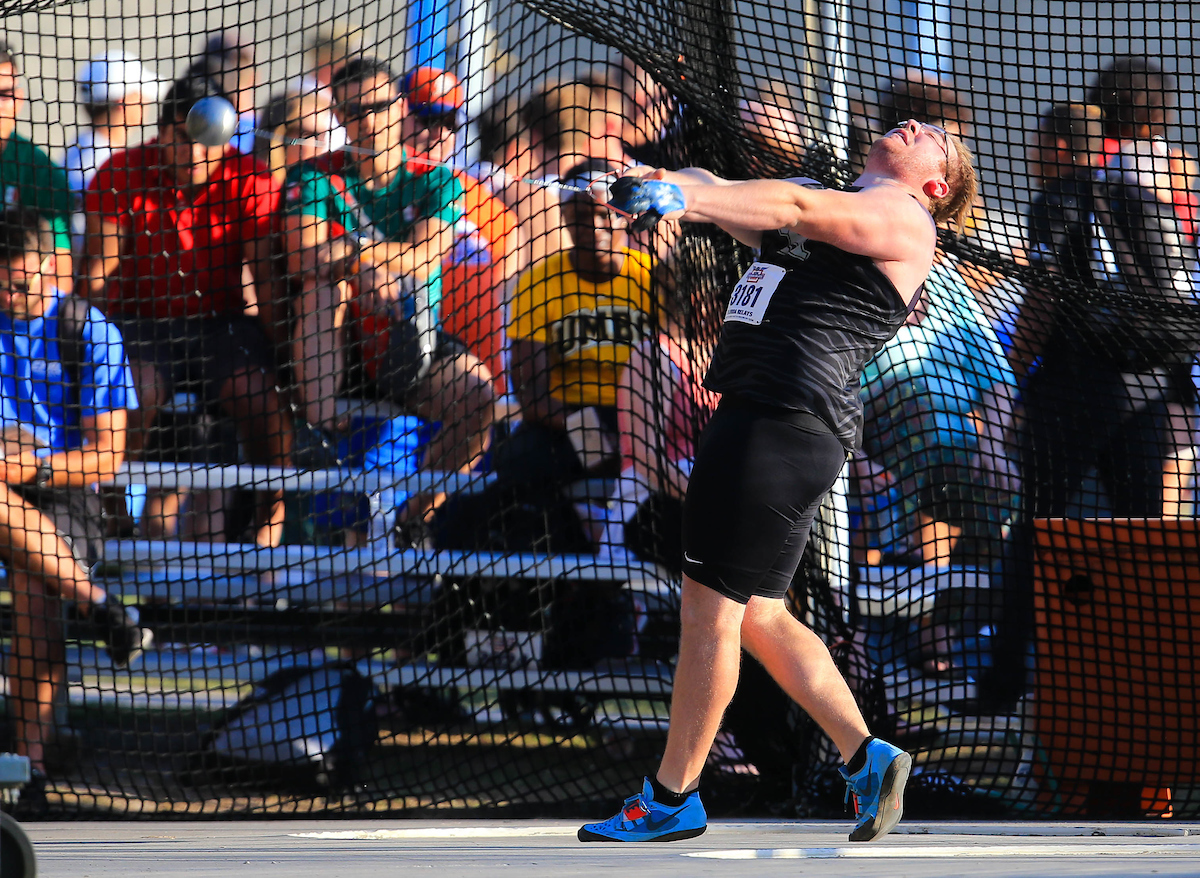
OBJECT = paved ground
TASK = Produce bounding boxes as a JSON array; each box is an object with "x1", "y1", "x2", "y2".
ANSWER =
[{"x1": 15, "y1": 820, "x2": 1200, "y2": 878}]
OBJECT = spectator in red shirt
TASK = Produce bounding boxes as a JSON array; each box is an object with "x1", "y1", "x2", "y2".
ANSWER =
[{"x1": 81, "y1": 76, "x2": 292, "y2": 547}]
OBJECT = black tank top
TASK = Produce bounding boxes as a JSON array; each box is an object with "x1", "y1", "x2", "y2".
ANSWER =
[{"x1": 703, "y1": 202, "x2": 921, "y2": 450}]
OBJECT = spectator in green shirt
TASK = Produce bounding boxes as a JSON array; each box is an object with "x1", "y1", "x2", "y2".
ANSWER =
[
  {"x1": 0, "y1": 40, "x2": 73, "y2": 294},
  {"x1": 272, "y1": 61, "x2": 496, "y2": 538}
]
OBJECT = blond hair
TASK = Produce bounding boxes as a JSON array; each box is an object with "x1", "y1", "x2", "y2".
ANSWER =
[{"x1": 929, "y1": 135, "x2": 977, "y2": 233}]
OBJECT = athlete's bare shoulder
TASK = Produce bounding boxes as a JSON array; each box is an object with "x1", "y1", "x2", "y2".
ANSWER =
[{"x1": 782, "y1": 176, "x2": 827, "y2": 190}]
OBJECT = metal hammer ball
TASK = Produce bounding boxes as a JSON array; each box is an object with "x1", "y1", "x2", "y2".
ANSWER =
[{"x1": 185, "y1": 96, "x2": 239, "y2": 147}]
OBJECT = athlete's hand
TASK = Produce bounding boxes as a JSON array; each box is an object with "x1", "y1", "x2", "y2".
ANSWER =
[{"x1": 607, "y1": 174, "x2": 686, "y2": 232}]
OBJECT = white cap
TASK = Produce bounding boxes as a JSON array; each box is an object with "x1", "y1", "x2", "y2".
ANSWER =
[{"x1": 77, "y1": 51, "x2": 161, "y2": 107}]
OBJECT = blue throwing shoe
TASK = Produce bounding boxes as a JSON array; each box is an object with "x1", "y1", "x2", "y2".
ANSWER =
[
  {"x1": 578, "y1": 777, "x2": 707, "y2": 842},
  {"x1": 840, "y1": 738, "x2": 912, "y2": 842}
]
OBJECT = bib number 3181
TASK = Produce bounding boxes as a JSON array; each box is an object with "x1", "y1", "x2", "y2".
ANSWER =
[{"x1": 724, "y1": 262, "x2": 787, "y2": 326}]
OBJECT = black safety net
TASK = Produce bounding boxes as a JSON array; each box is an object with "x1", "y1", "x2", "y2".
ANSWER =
[{"x1": 0, "y1": 0, "x2": 1197, "y2": 822}]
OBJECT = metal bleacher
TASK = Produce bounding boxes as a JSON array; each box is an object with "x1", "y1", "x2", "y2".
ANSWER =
[{"x1": 87, "y1": 442, "x2": 681, "y2": 713}]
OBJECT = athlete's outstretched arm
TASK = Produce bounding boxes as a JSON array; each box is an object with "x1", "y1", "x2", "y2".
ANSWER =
[
  {"x1": 675, "y1": 178, "x2": 935, "y2": 264},
  {"x1": 616, "y1": 168, "x2": 936, "y2": 262},
  {"x1": 615, "y1": 167, "x2": 763, "y2": 247}
]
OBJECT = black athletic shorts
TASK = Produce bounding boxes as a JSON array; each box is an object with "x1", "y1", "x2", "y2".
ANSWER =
[
  {"x1": 681, "y1": 397, "x2": 849, "y2": 603},
  {"x1": 111, "y1": 314, "x2": 276, "y2": 402},
  {"x1": 6, "y1": 485, "x2": 105, "y2": 575}
]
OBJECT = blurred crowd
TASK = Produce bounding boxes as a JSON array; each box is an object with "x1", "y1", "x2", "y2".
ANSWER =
[
  {"x1": 2, "y1": 21, "x2": 1200, "y2": 793},
  {"x1": 0, "y1": 26, "x2": 1194, "y2": 575}
]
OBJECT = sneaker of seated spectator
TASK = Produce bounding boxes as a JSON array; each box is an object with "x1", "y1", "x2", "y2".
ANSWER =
[{"x1": 80, "y1": 75, "x2": 293, "y2": 546}]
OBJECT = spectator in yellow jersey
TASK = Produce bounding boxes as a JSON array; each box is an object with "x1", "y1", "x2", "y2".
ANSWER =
[{"x1": 492, "y1": 158, "x2": 655, "y2": 544}]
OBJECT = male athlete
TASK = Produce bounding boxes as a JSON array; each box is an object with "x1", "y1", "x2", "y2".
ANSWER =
[{"x1": 580, "y1": 119, "x2": 977, "y2": 843}]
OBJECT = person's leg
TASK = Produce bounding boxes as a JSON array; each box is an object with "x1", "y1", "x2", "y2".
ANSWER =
[
  {"x1": 583, "y1": 406, "x2": 891, "y2": 842},
  {"x1": 655, "y1": 576, "x2": 748, "y2": 792},
  {"x1": 403, "y1": 351, "x2": 497, "y2": 521},
  {"x1": 1161, "y1": 399, "x2": 1196, "y2": 517},
  {"x1": 1098, "y1": 400, "x2": 1170, "y2": 517},
  {"x1": 658, "y1": 407, "x2": 853, "y2": 791},
  {"x1": 178, "y1": 488, "x2": 231, "y2": 542},
  {"x1": 982, "y1": 370, "x2": 1096, "y2": 709},
  {"x1": 915, "y1": 514, "x2": 963, "y2": 566},
  {"x1": 291, "y1": 279, "x2": 352, "y2": 431},
  {"x1": 111, "y1": 319, "x2": 187, "y2": 538},
  {"x1": 141, "y1": 488, "x2": 188, "y2": 540},
  {"x1": 202, "y1": 318, "x2": 294, "y2": 546},
  {"x1": 112, "y1": 358, "x2": 171, "y2": 537},
  {"x1": 1022, "y1": 366, "x2": 1101, "y2": 518},
  {"x1": 7, "y1": 571, "x2": 66, "y2": 774},
  {"x1": 218, "y1": 367, "x2": 293, "y2": 546},
  {"x1": 125, "y1": 359, "x2": 168, "y2": 461},
  {"x1": 0, "y1": 484, "x2": 105, "y2": 606},
  {"x1": 739, "y1": 595, "x2": 870, "y2": 761}
]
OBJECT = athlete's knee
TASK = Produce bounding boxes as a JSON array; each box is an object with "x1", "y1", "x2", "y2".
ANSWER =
[
  {"x1": 740, "y1": 596, "x2": 795, "y2": 651},
  {"x1": 679, "y1": 575, "x2": 745, "y2": 634}
]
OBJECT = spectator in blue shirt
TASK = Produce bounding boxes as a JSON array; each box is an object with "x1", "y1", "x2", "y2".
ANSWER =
[
  {"x1": 0, "y1": 207, "x2": 148, "y2": 803},
  {"x1": 859, "y1": 254, "x2": 1019, "y2": 567}
]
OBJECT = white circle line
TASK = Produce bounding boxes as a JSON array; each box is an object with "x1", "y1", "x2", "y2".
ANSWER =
[
  {"x1": 685, "y1": 844, "x2": 1200, "y2": 859},
  {"x1": 291, "y1": 828, "x2": 580, "y2": 839}
]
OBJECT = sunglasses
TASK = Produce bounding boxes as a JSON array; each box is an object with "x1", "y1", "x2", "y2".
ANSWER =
[
  {"x1": 415, "y1": 110, "x2": 458, "y2": 132},
  {"x1": 919, "y1": 122, "x2": 955, "y2": 176},
  {"x1": 338, "y1": 92, "x2": 403, "y2": 121}
]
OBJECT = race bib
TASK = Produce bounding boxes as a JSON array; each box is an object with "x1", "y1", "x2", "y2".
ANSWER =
[{"x1": 724, "y1": 262, "x2": 786, "y2": 325}]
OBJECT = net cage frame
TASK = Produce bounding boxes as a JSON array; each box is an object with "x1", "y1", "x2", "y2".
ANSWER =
[{"x1": 0, "y1": 0, "x2": 1193, "y2": 820}]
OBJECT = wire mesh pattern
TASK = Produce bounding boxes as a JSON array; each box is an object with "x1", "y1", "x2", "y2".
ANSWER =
[{"x1": 0, "y1": 0, "x2": 1196, "y2": 821}]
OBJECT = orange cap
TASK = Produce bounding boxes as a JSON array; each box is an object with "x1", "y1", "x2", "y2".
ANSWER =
[{"x1": 402, "y1": 67, "x2": 464, "y2": 117}]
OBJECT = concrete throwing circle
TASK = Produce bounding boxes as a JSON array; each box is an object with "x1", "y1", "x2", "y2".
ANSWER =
[
  {"x1": 292, "y1": 828, "x2": 580, "y2": 839},
  {"x1": 685, "y1": 843, "x2": 1200, "y2": 859}
]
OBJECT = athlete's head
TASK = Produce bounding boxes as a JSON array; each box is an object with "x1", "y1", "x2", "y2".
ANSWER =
[{"x1": 866, "y1": 119, "x2": 977, "y2": 233}]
